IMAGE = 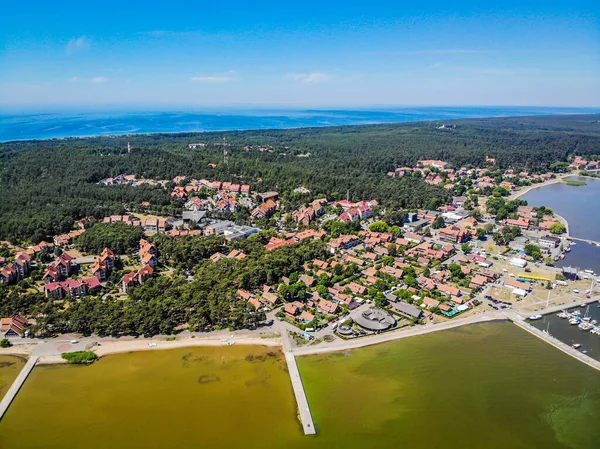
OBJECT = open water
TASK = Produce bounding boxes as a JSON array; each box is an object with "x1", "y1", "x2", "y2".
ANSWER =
[
  {"x1": 0, "y1": 323, "x2": 599, "y2": 449},
  {"x1": 1, "y1": 107, "x2": 596, "y2": 142},
  {"x1": 521, "y1": 176, "x2": 600, "y2": 274}
]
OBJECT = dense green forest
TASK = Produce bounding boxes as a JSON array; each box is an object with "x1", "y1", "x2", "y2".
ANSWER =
[
  {"x1": 1, "y1": 113, "x2": 598, "y2": 243},
  {"x1": 75, "y1": 223, "x2": 145, "y2": 254},
  {"x1": 0, "y1": 237, "x2": 327, "y2": 336}
]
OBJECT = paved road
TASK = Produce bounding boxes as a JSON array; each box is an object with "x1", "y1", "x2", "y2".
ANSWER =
[
  {"x1": 73, "y1": 256, "x2": 96, "y2": 264},
  {"x1": 32, "y1": 339, "x2": 91, "y2": 357}
]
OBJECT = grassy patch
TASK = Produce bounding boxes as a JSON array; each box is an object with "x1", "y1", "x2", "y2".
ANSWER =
[
  {"x1": 563, "y1": 179, "x2": 587, "y2": 186},
  {"x1": 61, "y1": 351, "x2": 98, "y2": 364}
]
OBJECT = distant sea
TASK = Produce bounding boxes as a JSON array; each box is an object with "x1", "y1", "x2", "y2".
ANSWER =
[{"x1": 1, "y1": 106, "x2": 598, "y2": 142}]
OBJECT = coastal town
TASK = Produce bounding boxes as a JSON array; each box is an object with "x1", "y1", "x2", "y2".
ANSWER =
[
  {"x1": 2, "y1": 154, "x2": 599, "y2": 346},
  {"x1": 3, "y1": 2, "x2": 600, "y2": 446},
  {"x1": 1, "y1": 147, "x2": 599, "y2": 438}
]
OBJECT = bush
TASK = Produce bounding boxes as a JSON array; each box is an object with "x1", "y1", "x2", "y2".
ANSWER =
[
  {"x1": 0, "y1": 338, "x2": 12, "y2": 348},
  {"x1": 61, "y1": 350, "x2": 98, "y2": 364}
]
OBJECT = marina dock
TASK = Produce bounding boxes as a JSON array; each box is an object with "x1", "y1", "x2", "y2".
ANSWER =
[
  {"x1": 0, "y1": 355, "x2": 38, "y2": 420},
  {"x1": 506, "y1": 312, "x2": 600, "y2": 372},
  {"x1": 282, "y1": 331, "x2": 316, "y2": 435}
]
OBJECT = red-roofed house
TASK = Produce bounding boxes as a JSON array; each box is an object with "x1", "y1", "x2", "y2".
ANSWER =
[
  {"x1": 0, "y1": 316, "x2": 29, "y2": 338},
  {"x1": 318, "y1": 298, "x2": 339, "y2": 315}
]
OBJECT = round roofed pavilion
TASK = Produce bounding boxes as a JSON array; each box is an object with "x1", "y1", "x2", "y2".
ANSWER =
[{"x1": 353, "y1": 308, "x2": 396, "y2": 331}]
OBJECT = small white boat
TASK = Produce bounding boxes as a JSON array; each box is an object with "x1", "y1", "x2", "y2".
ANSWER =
[
  {"x1": 557, "y1": 312, "x2": 569, "y2": 319},
  {"x1": 528, "y1": 315, "x2": 543, "y2": 321},
  {"x1": 578, "y1": 322, "x2": 593, "y2": 331},
  {"x1": 584, "y1": 269, "x2": 594, "y2": 274},
  {"x1": 569, "y1": 318, "x2": 581, "y2": 325},
  {"x1": 572, "y1": 343, "x2": 582, "y2": 349}
]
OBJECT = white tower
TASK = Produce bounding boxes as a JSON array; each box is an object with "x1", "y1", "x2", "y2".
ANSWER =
[{"x1": 127, "y1": 142, "x2": 131, "y2": 154}]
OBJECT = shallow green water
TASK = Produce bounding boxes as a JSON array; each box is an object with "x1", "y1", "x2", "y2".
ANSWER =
[
  {"x1": 0, "y1": 355, "x2": 26, "y2": 400},
  {"x1": 1, "y1": 323, "x2": 599, "y2": 449},
  {"x1": 298, "y1": 322, "x2": 600, "y2": 449}
]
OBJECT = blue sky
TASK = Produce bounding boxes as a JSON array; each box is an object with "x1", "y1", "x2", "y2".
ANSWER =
[{"x1": 1, "y1": 1, "x2": 599, "y2": 110}]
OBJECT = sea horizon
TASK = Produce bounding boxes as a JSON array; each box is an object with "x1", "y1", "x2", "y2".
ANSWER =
[{"x1": 1, "y1": 106, "x2": 599, "y2": 143}]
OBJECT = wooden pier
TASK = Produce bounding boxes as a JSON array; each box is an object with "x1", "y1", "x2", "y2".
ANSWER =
[
  {"x1": 282, "y1": 331, "x2": 316, "y2": 435},
  {"x1": 0, "y1": 355, "x2": 38, "y2": 420}
]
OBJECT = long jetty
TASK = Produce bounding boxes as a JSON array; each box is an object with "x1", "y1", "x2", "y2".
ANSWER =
[
  {"x1": 0, "y1": 355, "x2": 39, "y2": 420},
  {"x1": 281, "y1": 331, "x2": 316, "y2": 435},
  {"x1": 505, "y1": 312, "x2": 600, "y2": 372},
  {"x1": 570, "y1": 236, "x2": 600, "y2": 247}
]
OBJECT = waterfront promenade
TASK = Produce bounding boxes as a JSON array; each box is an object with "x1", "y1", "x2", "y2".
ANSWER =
[
  {"x1": 294, "y1": 311, "x2": 505, "y2": 356},
  {"x1": 0, "y1": 356, "x2": 38, "y2": 420},
  {"x1": 281, "y1": 330, "x2": 316, "y2": 435}
]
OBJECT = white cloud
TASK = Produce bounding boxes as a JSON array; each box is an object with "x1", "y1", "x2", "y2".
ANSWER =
[
  {"x1": 474, "y1": 68, "x2": 514, "y2": 76},
  {"x1": 69, "y1": 76, "x2": 108, "y2": 83},
  {"x1": 66, "y1": 36, "x2": 91, "y2": 55},
  {"x1": 284, "y1": 72, "x2": 331, "y2": 83},
  {"x1": 427, "y1": 62, "x2": 443, "y2": 69},
  {"x1": 411, "y1": 49, "x2": 487, "y2": 55},
  {"x1": 190, "y1": 75, "x2": 234, "y2": 82},
  {"x1": 454, "y1": 66, "x2": 514, "y2": 76}
]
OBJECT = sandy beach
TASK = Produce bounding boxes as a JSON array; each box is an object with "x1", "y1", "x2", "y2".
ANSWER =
[
  {"x1": 92, "y1": 334, "x2": 282, "y2": 359},
  {"x1": 3, "y1": 334, "x2": 282, "y2": 365},
  {"x1": 0, "y1": 344, "x2": 36, "y2": 358}
]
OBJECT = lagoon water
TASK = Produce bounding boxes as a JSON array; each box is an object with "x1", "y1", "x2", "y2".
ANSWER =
[
  {"x1": 521, "y1": 176, "x2": 600, "y2": 242},
  {"x1": 1, "y1": 322, "x2": 599, "y2": 449},
  {"x1": 521, "y1": 176, "x2": 600, "y2": 273},
  {"x1": 0, "y1": 355, "x2": 25, "y2": 400}
]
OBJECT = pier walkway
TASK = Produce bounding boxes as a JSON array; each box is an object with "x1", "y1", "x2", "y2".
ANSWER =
[
  {"x1": 505, "y1": 312, "x2": 600, "y2": 372},
  {"x1": 0, "y1": 355, "x2": 38, "y2": 420},
  {"x1": 570, "y1": 237, "x2": 600, "y2": 247},
  {"x1": 282, "y1": 331, "x2": 316, "y2": 435}
]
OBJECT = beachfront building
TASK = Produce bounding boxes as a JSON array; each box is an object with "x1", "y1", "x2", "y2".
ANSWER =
[
  {"x1": 393, "y1": 302, "x2": 424, "y2": 320},
  {"x1": 353, "y1": 308, "x2": 396, "y2": 331},
  {"x1": 0, "y1": 316, "x2": 29, "y2": 338}
]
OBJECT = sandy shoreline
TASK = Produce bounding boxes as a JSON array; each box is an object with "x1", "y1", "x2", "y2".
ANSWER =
[
  {"x1": 33, "y1": 334, "x2": 283, "y2": 365},
  {"x1": 93, "y1": 334, "x2": 282, "y2": 357},
  {"x1": 509, "y1": 173, "x2": 571, "y2": 200},
  {"x1": 0, "y1": 344, "x2": 36, "y2": 358}
]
